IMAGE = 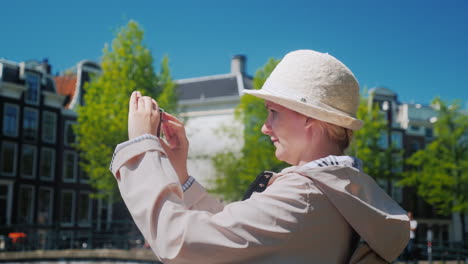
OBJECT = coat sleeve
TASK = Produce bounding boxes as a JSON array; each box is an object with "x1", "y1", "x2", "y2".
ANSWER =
[
  {"x1": 110, "y1": 137, "x2": 224, "y2": 214},
  {"x1": 110, "y1": 138, "x2": 312, "y2": 264}
]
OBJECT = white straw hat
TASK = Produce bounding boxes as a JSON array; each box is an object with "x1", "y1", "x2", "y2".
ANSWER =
[{"x1": 243, "y1": 50, "x2": 363, "y2": 130}]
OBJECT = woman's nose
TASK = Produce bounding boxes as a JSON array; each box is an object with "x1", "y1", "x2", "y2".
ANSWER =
[{"x1": 261, "y1": 122, "x2": 271, "y2": 135}]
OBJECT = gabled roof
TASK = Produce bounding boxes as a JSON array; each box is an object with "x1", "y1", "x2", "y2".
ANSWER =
[
  {"x1": 0, "y1": 59, "x2": 57, "y2": 93},
  {"x1": 55, "y1": 75, "x2": 77, "y2": 108},
  {"x1": 176, "y1": 73, "x2": 253, "y2": 101},
  {"x1": 54, "y1": 60, "x2": 101, "y2": 109}
]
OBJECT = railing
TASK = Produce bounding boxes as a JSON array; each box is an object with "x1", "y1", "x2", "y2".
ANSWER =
[
  {"x1": 2, "y1": 225, "x2": 468, "y2": 263},
  {"x1": 0, "y1": 220, "x2": 145, "y2": 252},
  {"x1": 399, "y1": 242, "x2": 468, "y2": 263}
]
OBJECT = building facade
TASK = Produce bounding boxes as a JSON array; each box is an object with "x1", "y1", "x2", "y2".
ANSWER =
[
  {"x1": 0, "y1": 59, "x2": 134, "y2": 250},
  {"x1": 369, "y1": 87, "x2": 464, "y2": 245}
]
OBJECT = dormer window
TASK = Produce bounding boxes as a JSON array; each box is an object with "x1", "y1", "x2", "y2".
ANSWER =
[{"x1": 25, "y1": 73, "x2": 40, "y2": 105}]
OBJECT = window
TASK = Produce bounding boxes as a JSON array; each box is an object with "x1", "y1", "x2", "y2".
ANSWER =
[
  {"x1": 25, "y1": 73, "x2": 40, "y2": 105},
  {"x1": 0, "y1": 181, "x2": 13, "y2": 225},
  {"x1": 390, "y1": 131, "x2": 403, "y2": 150},
  {"x1": 3, "y1": 104, "x2": 19, "y2": 136},
  {"x1": 18, "y1": 185, "x2": 35, "y2": 224},
  {"x1": 23, "y1": 108, "x2": 39, "y2": 141},
  {"x1": 20, "y1": 144, "x2": 37, "y2": 179},
  {"x1": 378, "y1": 131, "x2": 388, "y2": 149},
  {"x1": 39, "y1": 148, "x2": 55, "y2": 181},
  {"x1": 80, "y1": 168, "x2": 89, "y2": 184},
  {"x1": 42, "y1": 111, "x2": 57, "y2": 143},
  {"x1": 64, "y1": 121, "x2": 76, "y2": 146},
  {"x1": 0, "y1": 142, "x2": 17, "y2": 176},
  {"x1": 410, "y1": 141, "x2": 421, "y2": 153},
  {"x1": 391, "y1": 153, "x2": 403, "y2": 174},
  {"x1": 60, "y1": 190, "x2": 75, "y2": 225},
  {"x1": 97, "y1": 198, "x2": 113, "y2": 231},
  {"x1": 392, "y1": 184, "x2": 403, "y2": 204},
  {"x1": 425, "y1": 128, "x2": 433, "y2": 138},
  {"x1": 58, "y1": 230, "x2": 74, "y2": 249},
  {"x1": 63, "y1": 151, "x2": 77, "y2": 182},
  {"x1": 78, "y1": 192, "x2": 92, "y2": 226},
  {"x1": 37, "y1": 187, "x2": 53, "y2": 225}
]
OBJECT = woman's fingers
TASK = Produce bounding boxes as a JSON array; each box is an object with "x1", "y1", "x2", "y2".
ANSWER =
[
  {"x1": 163, "y1": 120, "x2": 186, "y2": 138},
  {"x1": 162, "y1": 120, "x2": 187, "y2": 149},
  {"x1": 138, "y1": 97, "x2": 145, "y2": 111},
  {"x1": 127, "y1": 92, "x2": 162, "y2": 140},
  {"x1": 162, "y1": 121, "x2": 178, "y2": 148},
  {"x1": 163, "y1": 112, "x2": 184, "y2": 125},
  {"x1": 142, "y1": 96, "x2": 153, "y2": 112},
  {"x1": 151, "y1": 98, "x2": 159, "y2": 111},
  {"x1": 129, "y1": 91, "x2": 138, "y2": 113}
]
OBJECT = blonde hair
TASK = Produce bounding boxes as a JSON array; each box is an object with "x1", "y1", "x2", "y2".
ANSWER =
[{"x1": 317, "y1": 120, "x2": 353, "y2": 153}]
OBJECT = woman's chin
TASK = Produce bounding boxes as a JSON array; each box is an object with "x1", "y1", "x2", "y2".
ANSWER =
[{"x1": 275, "y1": 149, "x2": 294, "y2": 165}]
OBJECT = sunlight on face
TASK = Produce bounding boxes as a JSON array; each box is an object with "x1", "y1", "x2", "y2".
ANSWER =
[{"x1": 261, "y1": 101, "x2": 309, "y2": 165}]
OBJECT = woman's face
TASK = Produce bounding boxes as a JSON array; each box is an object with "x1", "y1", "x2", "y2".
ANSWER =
[{"x1": 261, "y1": 100, "x2": 310, "y2": 165}]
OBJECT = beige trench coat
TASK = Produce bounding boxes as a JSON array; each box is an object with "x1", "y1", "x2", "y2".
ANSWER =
[{"x1": 110, "y1": 137, "x2": 409, "y2": 264}]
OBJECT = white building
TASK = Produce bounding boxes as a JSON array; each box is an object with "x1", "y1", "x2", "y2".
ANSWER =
[{"x1": 176, "y1": 55, "x2": 252, "y2": 186}]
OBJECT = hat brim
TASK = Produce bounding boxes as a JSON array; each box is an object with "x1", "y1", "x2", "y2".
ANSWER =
[{"x1": 243, "y1": 89, "x2": 363, "y2": 131}]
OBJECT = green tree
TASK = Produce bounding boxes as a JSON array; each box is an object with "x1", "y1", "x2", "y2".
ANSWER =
[
  {"x1": 348, "y1": 92, "x2": 403, "y2": 194},
  {"x1": 75, "y1": 20, "x2": 177, "y2": 200},
  {"x1": 400, "y1": 98, "x2": 468, "y2": 240},
  {"x1": 157, "y1": 55, "x2": 178, "y2": 113},
  {"x1": 211, "y1": 58, "x2": 286, "y2": 201}
]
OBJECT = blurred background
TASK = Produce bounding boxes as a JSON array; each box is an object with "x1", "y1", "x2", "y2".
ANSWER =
[{"x1": 1, "y1": 0, "x2": 467, "y2": 263}]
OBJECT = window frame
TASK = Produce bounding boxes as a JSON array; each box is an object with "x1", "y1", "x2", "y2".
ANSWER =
[
  {"x1": 64, "y1": 120, "x2": 77, "y2": 146},
  {"x1": 2, "y1": 103, "x2": 20, "y2": 137},
  {"x1": 60, "y1": 190, "x2": 75, "y2": 226},
  {"x1": 37, "y1": 187, "x2": 54, "y2": 225},
  {"x1": 23, "y1": 107, "x2": 39, "y2": 141},
  {"x1": 390, "y1": 131, "x2": 403, "y2": 150},
  {"x1": 79, "y1": 167, "x2": 89, "y2": 184},
  {"x1": 39, "y1": 147, "x2": 55, "y2": 181},
  {"x1": 391, "y1": 153, "x2": 403, "y2": 174},
  {"x1": 17, "y1": 185, "x2": 35, "y2": 224},
  {"x1": 20, "y1": 144, "x2": 37, "y2": 179},
  {"x1": 62, "y1": 151, "x2": 77, "y2": 183},
  {"x1": 0, "y1": 141, "x2": 18, "y2": 177},
  {"x1": 24, "y1": 72, "x2": 41, "y2": 105},
  {"x1": 0, "y1": 180, "x2": 14, "y2": 225},
  {"x1": 97, "y1": 197, "x2": 113, "y2": 231},
  {"x1": 378, "y1": 131, "x2": 389, "y2": 149},
  {"x1": 77, "y1": 191, "x2": 92, "y2": 226},
  {"x1": 41, "y1": 111, "x2": 57, "y2": 144}
]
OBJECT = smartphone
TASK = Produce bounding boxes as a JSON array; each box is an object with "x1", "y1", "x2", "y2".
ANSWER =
[{"x1": 157, "y1": 108, "x2": 165, "y2": 137}]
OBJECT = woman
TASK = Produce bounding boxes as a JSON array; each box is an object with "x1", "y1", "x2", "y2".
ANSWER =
[{"x1": 110, "y1": 50, "x2": 409, "y2": 263}]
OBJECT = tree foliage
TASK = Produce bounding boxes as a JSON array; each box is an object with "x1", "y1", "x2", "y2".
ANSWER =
[
  {"x1": 75, "y1": 20, "x2": 177, "y2": 200},
  {"x1": 210, "y1": 58, "x2": 286, "y2": 201},
  {"x1": 400, "y1": 98, "x2": 468, "y2": 215}
]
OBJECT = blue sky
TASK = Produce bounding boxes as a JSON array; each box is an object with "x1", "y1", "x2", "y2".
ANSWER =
[{"x1": 2, "y1": 0, "x2": 467, "y2": 107}]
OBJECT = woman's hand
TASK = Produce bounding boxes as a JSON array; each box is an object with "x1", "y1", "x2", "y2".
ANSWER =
[
  {"x1": 160, "y1": 113, "x2": 190, "y2": 184},
  {"x1": 128, "y1": 91, "x2": 161, "y2": 140}
]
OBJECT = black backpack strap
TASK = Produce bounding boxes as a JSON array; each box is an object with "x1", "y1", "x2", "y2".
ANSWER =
[{"x1": 242, "y1": 171, "x2": 274, "y2": 200}]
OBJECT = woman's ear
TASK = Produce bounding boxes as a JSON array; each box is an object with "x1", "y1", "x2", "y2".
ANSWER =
[
  {"x1": 304, "y1": 117, "x2": 316, "y2": 136},
  {"x1": 304, "y1": 117, "x2": 314, "y2": 129},
  {"x1": 305, "y1": 117, "x2": 324, "y2": 136}
]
